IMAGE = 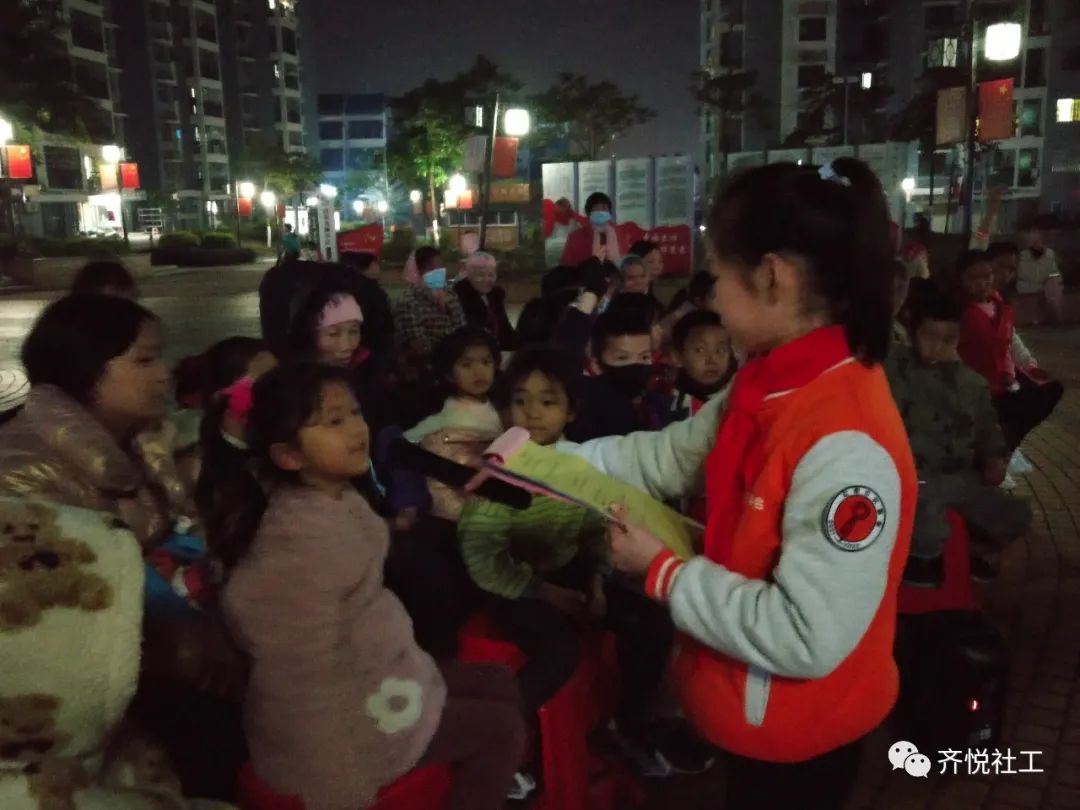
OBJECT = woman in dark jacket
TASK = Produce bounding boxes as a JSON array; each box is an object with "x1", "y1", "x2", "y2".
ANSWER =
[{"x1": 453, "y1": 252, "x2": 516, "y2": 351}]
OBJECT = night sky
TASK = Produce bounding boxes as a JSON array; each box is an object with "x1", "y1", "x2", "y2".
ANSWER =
[{"x1": 308, "y1": 0, "x2": 701, "y2": 162}]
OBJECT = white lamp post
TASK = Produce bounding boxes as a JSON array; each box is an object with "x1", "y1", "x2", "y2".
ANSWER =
[
  {"x1": 503, "y1": 108, "x2": 531, "y2": 137},
  {"x1": 101, "y1": 144, "x2": 128, "y2": 243},
  {"x1": 0, "y1": 116, "x2": 14, "y2": 236},
  {"x1": 900, "y1": 177, "x2": 916, "y2": 230},
  {"x1": 260, "y1": 190, "x2": 277, "y2": 248}
]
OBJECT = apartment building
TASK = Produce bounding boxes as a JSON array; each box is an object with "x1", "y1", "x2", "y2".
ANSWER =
[
  {"x1": 699, "y1": 0, "x2": 1080, "y2": 221},
  {"x1": 315, "y1": 93, "x2": 389, "y2": 208}
]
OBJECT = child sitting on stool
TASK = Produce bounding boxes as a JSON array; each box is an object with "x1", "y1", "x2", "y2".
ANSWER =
[
  {"x1": 458, "y1": 346, "x2": 714, "y2": 778},
  {"x1": 885, "y1": 285, "x2": 1032, "y2": 587}
]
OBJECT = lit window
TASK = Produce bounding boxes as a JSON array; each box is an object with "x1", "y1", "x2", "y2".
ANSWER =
[
  {"x1": 268, "y1": 0, "x2": 276, "y2": 8},
  {"x1": 274, "y1": 64, "x2": 281, "y2": 79},
  {"x1": 1056, "y1": 98, "x2": 1080, "y2": 123}
]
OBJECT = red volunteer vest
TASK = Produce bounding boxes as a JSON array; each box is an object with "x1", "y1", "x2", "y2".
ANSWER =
[{"x1": 671, "y1": 360, "x2": 916, "y2": 763}]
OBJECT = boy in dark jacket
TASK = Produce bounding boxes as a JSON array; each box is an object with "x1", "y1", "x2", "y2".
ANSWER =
[{"x1": 886, "y1": 285, "x2": 1032, "y2": 586}]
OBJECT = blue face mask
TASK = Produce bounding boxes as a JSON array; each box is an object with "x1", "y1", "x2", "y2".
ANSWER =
[
  {"x1": 422, "y1": 267, "x2": 447, "y2": 291},
  {"x1": 590, "y1": 210, "x2": 612, "y2": 228}
]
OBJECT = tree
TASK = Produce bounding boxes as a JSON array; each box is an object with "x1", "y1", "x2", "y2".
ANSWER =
[
  {"x1": 531, "y1": 73, "x2": 656, "y2": 160},
  {"x1": 0, "y1": 0, "x2": 111, "y2": 141},
  {"x1": 388, "y1": 56, "x2": 522, "y2": 226},
  {"x1": 690, "y1": 67, "x2": 766, "y2": 177},
  {"x1": 787, "y1": 72, "x2": 894, "y2": 147}
]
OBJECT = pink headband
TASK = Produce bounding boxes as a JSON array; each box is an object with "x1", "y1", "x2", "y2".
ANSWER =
[{"x1": 318, "y1": 294, "x2": 363, "y2": 329}]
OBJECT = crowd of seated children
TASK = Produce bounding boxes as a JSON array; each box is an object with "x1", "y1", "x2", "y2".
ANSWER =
[{"x1": 886, "y1": 284, "x2": 1033, "y2": 587}]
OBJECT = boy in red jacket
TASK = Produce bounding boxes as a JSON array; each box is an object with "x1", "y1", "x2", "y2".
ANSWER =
[{"x1": 956, "y1": 250, "x2": 1063, "y2": 452}]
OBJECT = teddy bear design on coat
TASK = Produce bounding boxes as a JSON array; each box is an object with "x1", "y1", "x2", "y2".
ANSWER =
[
  {"x1": 0, "y1": 693, "x2": 91, "y2": 810},
  {"x1": 0, "y1": 501, "x2": 113, "y2": 630}
]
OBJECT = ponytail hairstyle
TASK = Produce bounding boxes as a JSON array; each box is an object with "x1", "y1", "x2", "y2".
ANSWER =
[
  {"x1": 705, "y1": 160, "x2": 894, "y2": 363},
  {"x1": 195, "y1": 337, "x2": 270, "y2": 473},
  {"x1": 206, "y1": 362, "x2": 351, "y2": 569}
]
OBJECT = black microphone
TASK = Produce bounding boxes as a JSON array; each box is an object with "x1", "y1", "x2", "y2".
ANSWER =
[{"x1": 387, "y1": 439, "x2": 532, "y2": 511}]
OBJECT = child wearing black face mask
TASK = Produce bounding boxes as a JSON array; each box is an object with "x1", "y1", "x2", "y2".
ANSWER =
[{"x1": 564, "y1": 305, "x2": 667, "y2": 442}]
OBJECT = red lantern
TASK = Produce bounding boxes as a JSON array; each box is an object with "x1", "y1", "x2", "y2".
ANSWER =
[
  {"x1": 5, "y1": 145, "x2": 33, "y2": 180},
  {"x1": 119, "y1": 162, "x2": 140, "y2": 189}
]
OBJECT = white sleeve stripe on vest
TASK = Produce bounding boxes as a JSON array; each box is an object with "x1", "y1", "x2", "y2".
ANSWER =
[{"x1": 667, "y1": 431, "x2": 903, "y2": 680}]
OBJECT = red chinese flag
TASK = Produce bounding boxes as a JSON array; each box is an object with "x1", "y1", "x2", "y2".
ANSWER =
[
  {"x1": 492, "y1": 137, "x2": 519, "y2": 179},
  {"x1": 119, "y1": 162, "x2": 140, "y2": 189},
  {"x1": 237, "y1": 197, "x2": 253, "y2": 217},
  {"x1": 457, "y1": 188, "x2": 474, "y2": 210},
  {"x1": 5, "y1": 145, "x2": 33, "y2": 180},
  {"x1": 978, "y1": 79, "x2": 1014, "y2": 143}
]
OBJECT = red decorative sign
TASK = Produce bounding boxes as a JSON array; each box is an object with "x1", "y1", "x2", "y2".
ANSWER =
[
  {"x1": 337, "y1": 223, "x2": 385, "y2": 257},
  {"x1": 237, "y1": 197, "x2": 253, "y2": 217},
  {"x1": 457, "y1": 188, "x2": 474, "y2": 210},
  {"x1": 4, "y1": 145, "x2": 33, "y2": 180},
  {"x1": 119, "y1": 162, "x2": 140, "y2": 189},
  {"x1": 629, "y1": 223, "x2": 693, "y2": 276},
  {"x1": 493, "y1": 137, "x2": 519, "y2": 179}
]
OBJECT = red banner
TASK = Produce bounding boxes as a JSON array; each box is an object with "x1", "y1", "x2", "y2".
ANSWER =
[
  {"x1": 639, "y1": 225, "x2": 693, "y2": 276},
  {"x1": 337, "y1": 223, "x2": 385, "y2": 257},
  {"x1": 119, "y1": 162, "x2": 140, "y2": 189},
  {"x1": 4, "y1": 145, "x2": 33, "y2": 180},
  {"x1": 493, "y1": 137, "x2": 519, "y2": 179},
  {"x1": 978, "y1": 79, "x2": 1014, "y2": 143},
  {"x1": 237, "y1": 197, "x2": 253, "y2": 217}
]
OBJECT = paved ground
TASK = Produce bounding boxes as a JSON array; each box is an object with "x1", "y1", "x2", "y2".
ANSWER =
[{"x1": 2, "y1": 266, "x2": 1078, "y2": 808}]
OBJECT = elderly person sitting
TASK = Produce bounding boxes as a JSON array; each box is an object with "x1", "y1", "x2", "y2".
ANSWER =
[{"x1": 453, "y1": 251, "x2": 517, "y2": 351}]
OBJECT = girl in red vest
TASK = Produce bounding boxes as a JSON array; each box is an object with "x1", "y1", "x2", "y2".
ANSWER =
[{"x1": 607, "y1": 161, "x2": 918, "y2": 808}]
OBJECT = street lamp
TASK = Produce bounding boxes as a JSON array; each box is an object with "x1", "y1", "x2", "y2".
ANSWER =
[
  {"x1": 101, "y1": 144, "x2": 128, "y2": 244},
  {"x1": 503, "y1": 108, "x2": 530, "y2": 137},
  {"x1": 409, "y1": 189, "x2": 422, "y2": 204},
  {"x1": 319, "y1": 183, "x2": 337, "y2": 199},
  {"x1": 260, "y1": 190, "x2": 277, "y2": 248},
  {"x1": 0, "y1": 117, "x2": 12, "y2": 145},
  {"x1": 352, "y1": 199, "x2": 364, "y2": 216},
  {"x1": 448, "y1": 173, "x2": 468, "y2": 194},
  {"x1": 305, "y1": 195, "x2": 318, "y2": 207},
  {"x1": 985, "y1": 22, "x2": 1022, "y2": 62},
  {"x1": 376, "y1": 199, "x2": 389, "y2": 214},
  {"x1": 238, "y1": 181, "x2": 255, "y2": 199},
  {"x1": 961, "y1": 15, "x2": 1024, "y2": 241}
]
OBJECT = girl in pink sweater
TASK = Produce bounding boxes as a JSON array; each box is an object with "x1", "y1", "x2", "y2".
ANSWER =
[{"x1": 220, "y1": 363, "x2": 524, "y2": 810}]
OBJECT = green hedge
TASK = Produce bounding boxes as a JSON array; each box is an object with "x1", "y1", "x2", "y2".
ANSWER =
[
  {"x1": 151, "y1": 245, "x2": 256, "y2": 267},
  {"x1": 200, "y1": 232, "x2": 237, "y2": 249},
  {"x1": 157, "y1": 232, "x2": 200, "y2": 251},
  {"x1": 26, "y1": 236, "x2": 131, "y2": 258}
]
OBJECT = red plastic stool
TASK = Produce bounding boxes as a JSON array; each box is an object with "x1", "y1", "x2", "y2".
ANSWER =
[
  {"x1": 457, "y1": 612, "x2": 640, "y2": 810},
  {"x1": 898, "y1": 510, "x2": 979, "y2": 615},
  {"x1": 237, "y1": 761, "x2": 451, "y2": 810}
]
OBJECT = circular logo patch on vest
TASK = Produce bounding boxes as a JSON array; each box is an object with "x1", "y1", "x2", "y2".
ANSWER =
[{"x1": 822, "y1": 486, "x2": 886, "y2": 551}]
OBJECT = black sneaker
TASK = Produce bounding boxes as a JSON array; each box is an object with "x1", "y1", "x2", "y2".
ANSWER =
[
  {"x1": 610, "y1": 719, "x2": 715, "y2": 777},
  {"x1": 648, "y1": 718, "x2": 716, "y2": 776},
  {"x1": 903, "y1": 555, "x2": 944, "y2": 588},
  {"x1": 969, "y1": 555, "x2": 998, "y2": 584}
]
